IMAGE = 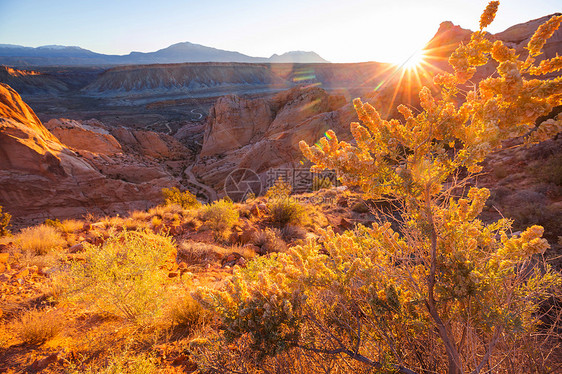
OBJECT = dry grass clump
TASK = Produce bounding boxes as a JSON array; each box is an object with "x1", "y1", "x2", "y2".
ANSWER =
[
  {"x1": 228, "y1": 244, "x2": 258, "y2": 261},
  {"x1": 252, "y1": 228, "x2": 287, "y2": 254},
  {"x1": 177, "y1": 241, "x2": 222, "y2": 266},
  {"x1": 13, "y1": 224, "x2": 66, "y2": 255},
  {"x1": 44, "y1": 218, "x2": 84, "y2": 234},
  {"x1": 281, "y1": 224, "x2": 308, "y2": 243},
  {"x1": 128, "y1": 209, "x2": 151, "y2": 221},
  {"x1": 167, "y1": 294, "x2": 211, "y2": 337},
  {"x1": 17, "y1": 308, "x2": 62, "y2": 345}
]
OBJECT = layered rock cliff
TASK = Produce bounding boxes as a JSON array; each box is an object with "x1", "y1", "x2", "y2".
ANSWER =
[{"x1": 0, "y1": 83, "x2": 185, "y2": 226}]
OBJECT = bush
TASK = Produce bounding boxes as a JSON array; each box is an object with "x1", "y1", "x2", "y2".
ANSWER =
[
  {"x1": 265, "y1": 177, "x2": 292, "y2": 199},
  {"x1": 268, "y1": 197, "x2": 309, "y2": 227},
  {"x1": 197, "y1": 4, "x2": 562, "y2": 373},
  {"x1": 13, "y1": 224, "x2": 66, "y2": 255},
  {"x1": 162, "y1": 187, "x2": 201, "y2": 209},
  {"x1": 17, "y1": 308, "x2": 61, "y2": 345},
  {"x1": 67, "y1": 230, "x2": 176, "y2": 322},
  {"x1": 199, "y1": 199, "x2": 239, "y2": 240},
  {"x1": 0, "y1": 206, "x2": 11, "y2": 237}
]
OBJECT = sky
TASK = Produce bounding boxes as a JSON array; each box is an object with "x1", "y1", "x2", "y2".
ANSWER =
[{"x1": 0, "y1": 0, "x2": 560, "y2": 64}]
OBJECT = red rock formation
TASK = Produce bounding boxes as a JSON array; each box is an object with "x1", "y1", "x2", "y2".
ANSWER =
[
  {"x1": 193, "y1": 86, "x2": 353, "y2": 193},
  {"x1": 0, "y1": 83, "x2": 180, "y2": 226},
  {"x1": 44, "y1": 118, "x2": 123, "y2": 156}
]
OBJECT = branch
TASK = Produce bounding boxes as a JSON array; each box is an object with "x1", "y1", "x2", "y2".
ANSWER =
[
  {"x1": 296, "y1": 344, "x2": 419, "y2": 374},
  {"x1": 424, "y1": 184, "x2": 464, "y2": 374},
  {"x1": 471, "y1": 326, "x2": 503, "y2": 374}
]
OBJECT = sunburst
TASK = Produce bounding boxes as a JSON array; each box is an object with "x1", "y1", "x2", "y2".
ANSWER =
[{"x1": 402, "y1": 49, "x2": 426, "y2": 71}]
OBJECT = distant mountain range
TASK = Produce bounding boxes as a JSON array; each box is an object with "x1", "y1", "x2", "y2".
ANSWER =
[{"x1": 0, "y1": 42, "x2": 329, "y2": 66}]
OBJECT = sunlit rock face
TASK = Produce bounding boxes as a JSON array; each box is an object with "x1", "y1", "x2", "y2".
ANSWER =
[
  {"x1": 193, "y1": 86, "x2": 354, "y2": 193},
  {"x1": 0, "y1": 83, "x2": 181, "y2": 226}
]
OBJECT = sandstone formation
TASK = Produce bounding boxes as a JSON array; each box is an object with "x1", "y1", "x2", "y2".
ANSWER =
[
  {"x1": 110, "y1": 127, "x2": 190, "y2": 160},
  {"x1": 0, "y1": 83, "x2": 181, "y2": 226},
  {"x1": 192, "y1": 86, "x2": 354, "y2": 194},
  {"x1": 44, "y1": 118, "x2": 123, "y2": 156}
]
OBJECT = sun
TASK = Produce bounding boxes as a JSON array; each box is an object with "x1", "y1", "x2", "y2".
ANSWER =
[{"x1": 402, "y1": 49, "x2": 426, "y2": 70}]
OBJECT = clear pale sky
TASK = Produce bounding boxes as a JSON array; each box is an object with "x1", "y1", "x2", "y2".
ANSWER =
[{"x1": 0, "y1": 0, "x2": 559, "y2": 64}]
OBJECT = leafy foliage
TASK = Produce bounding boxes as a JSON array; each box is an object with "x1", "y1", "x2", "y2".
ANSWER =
[
  {"x1": 162, "y1": 187, "x2": 201, "y2": 209},
  {"x1": 197, "y1": 3, "x2": 562, "y2": 373},
  {"x1": 67, "y1": 230, "x2": 175, "y2": 322},
  {"x1": 0, "y1": 206, "x2": 11, "y2": 237}
]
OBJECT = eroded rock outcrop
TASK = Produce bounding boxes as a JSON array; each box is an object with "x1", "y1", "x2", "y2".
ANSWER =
[
  {"x1": 193, "y1": 86, "x2": 353, "y2": 193},
  {"x1": 0, "y1": 83, "x2": 180, "y2": 226},
  {"x1": 44, "y1": 118, "x2": 123, "y2": 156},
  {"x1": 111, "y1": 127, "x2": 191, "y2": 160}
]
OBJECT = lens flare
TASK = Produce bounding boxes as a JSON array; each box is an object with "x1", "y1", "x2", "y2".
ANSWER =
[{"x1": 402, "y1": 49, "x2": 426, "y2": 70}]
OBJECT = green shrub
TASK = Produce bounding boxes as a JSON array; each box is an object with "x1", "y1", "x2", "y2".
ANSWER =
[
  {"x1": 268, "y1": 197, "x2": 309, "y2": 227},
  {"x1": 0, "y1": 206, "x2": 11, "y2": 237},
  {"x1": 162, "y1": 187, "x2": 201, "y2": 209},
  {"x1": 67, "y1": 230, "x2": 175, "y2": 322},
  {"x1": 199, "y1": 199, "x2": 239, "y2": 239}
]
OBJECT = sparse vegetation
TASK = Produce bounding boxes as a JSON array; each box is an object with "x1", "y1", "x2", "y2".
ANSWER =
[{"x1": 1, "y1": 3, "x2": 562, "y2": 374}]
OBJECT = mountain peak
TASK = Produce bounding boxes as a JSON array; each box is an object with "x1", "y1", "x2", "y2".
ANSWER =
[{"x1": 268, "y1": 51, "x2": 329, "y2": 63}]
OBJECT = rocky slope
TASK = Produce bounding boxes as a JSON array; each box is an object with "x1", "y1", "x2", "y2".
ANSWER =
[
  {"x1": 0, "y1": 83, "x2": 190, "y2": 226},
  {"x1": 0, "y1": 66, "x2": 68, "y2": 95}
]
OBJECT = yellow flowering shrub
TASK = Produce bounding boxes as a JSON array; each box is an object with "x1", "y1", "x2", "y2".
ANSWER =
[{"x1": 195, "y1": 2, "x2": 561, "y2": 373}]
